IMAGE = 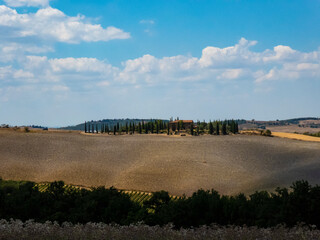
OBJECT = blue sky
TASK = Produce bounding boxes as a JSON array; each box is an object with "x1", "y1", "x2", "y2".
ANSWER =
[{"x1": 0, "y1": 0, "x2": 319, "y2": 126}]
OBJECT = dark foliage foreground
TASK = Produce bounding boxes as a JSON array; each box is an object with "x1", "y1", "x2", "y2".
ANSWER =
[
  {"x1": 1, "y1": 220, "x2": 320, "y2": 240},
  {"x1": 0, "y1": 179, "x2": 320, "y2": 229}
]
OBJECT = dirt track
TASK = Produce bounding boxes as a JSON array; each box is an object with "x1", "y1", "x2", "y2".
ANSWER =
[{"x1": 0, "y1": 130, "x2": 319, "y2": 196}]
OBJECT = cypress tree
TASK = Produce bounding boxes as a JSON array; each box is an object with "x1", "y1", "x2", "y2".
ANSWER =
[
  {"x1": 132, "y1": 123, "x2": 135, "y2": 134},
  {"x1": 118, "y1": 124, "x2": 122, "y2": 135},
  {"x1": 142, "y1": 121, "x2": 145, "y2": 131},
  {"x1": 113, "y1": 125, "x2": 116, "y2": 135},
  {"x1": 230, "y1": 120, "x2": 235, "y2": 134},
  {"x1": 167, "y1": 122, "x2": 170, "y2": 135},
  {"x1": 96, "y1": 124, "x2": 98, "y2": 134},
  {"x1": 92, "y1": 124, "x2": 94, "y2": 133},
  {"x1": 209, "y1": 122, "x2": 214, "y2": 135},
  {"x1": 106, "y1": 125, "x2": 110, "y2": 134},
  {"x1": 216, "y1": 122, "x2": 220, "y2": 135},
  {"x1": 156, "y1": 123, "x2": 159, "y2": 134},
  {"x1": 145, "y1": 123, "x2": 148, "y2": 134},
  {"x1": 126, "y1": 122, "x2": 129, "y2": 134},
  {"x1": 151, "y1": 122, "x2": 154, "y2": 134},
  {"x1": 235, "y1": 122, "x2": 239, "y2": 133},
  {"x1": 84, "y1": 121, "x2": 87, "y2": 133},
  {"x1": 190, "y1": 122, "x2": 194, "y2": 136},
  {"x1": 116, "y1": 122, "x2": 120, "y2": 132},
  {"x1": 139, "y1": 122, "x2": 142, "y2": 134},
  {"x1": 222, "y1": 121, "x2": 227, "y2": 135}
]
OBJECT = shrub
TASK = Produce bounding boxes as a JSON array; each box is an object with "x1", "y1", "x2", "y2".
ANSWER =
[
  {"x1": 261, "y1": 129, "x2": 272, "y2": 137},
  {"x1": 24, "y1": 127, "x2": 30, "y2": 133}
]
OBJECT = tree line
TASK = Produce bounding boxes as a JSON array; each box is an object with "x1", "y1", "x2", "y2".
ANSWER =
[
  {"x1": 84, "y1": 120, "x2": 169, "y2": 135},
  {"x1": 1, "y1": 179, "x2": 319, "y2": 229},
  {"x1": 84, "y1": 119, "x2": 239, "y2": 135}
]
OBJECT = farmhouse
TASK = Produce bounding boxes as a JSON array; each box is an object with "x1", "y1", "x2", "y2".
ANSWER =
[{"x1": 169, "y1": 120, "x2": 194, "y2": 131}]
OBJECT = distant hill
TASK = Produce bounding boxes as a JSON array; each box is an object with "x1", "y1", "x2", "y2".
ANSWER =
[
  {"x1": 60, "y1": 119, "x2": 169, "y2": 131},
  {"x1": 239, "y1": 117, "x2": 320, "y2": 133}
]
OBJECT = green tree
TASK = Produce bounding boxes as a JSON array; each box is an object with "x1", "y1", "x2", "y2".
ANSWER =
[
  {"x1": 145, "y1": 123, "x2": 148, "y2": 134},
  {"x1": 139, "y1": 122, "x2": 142, "y2": 134},
  {"x1": 209, "y1": 122, "x2": 214, "y2": 135},
  {"x1": 84, "y1": 121, "x2": 87, "y2": 133},
  {"x1": 222, "y1": 121, "x2": 227, "y2": 135},
  {"x1": 197, "y1": 121, "x2": 200, "y2": 135},
  {"x1": 190, "y1": 122, "x2": 194, "y2": 136},
  {"x1": 113, "y1": 125, "x2": 116, "y2": 135},
  {"x1": 216, "y1": 122, "x2": 220, "y2": 135},
  {"x1": 125, "y1": 122, "x2": 129, "y2": 134}
]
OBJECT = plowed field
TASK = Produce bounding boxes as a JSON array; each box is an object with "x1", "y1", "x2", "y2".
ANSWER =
[{"x1": 1, "y1": 130, "x2": 319, "y2": 196}]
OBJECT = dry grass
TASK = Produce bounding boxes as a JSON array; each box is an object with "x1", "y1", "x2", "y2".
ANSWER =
[
  {"x1": 0, "y1": 130, "x2": 319, "y2": 196},
  {"x1": 1, "y1": 220, "x2": 319, "y2": 240},
  {"x1": 272, "y1": 132, "x2": 320, "y2": 143}
]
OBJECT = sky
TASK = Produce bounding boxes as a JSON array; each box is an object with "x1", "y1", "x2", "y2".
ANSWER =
[{"x1": 0, "y1": 0, "x2": 319, "y2": 127}]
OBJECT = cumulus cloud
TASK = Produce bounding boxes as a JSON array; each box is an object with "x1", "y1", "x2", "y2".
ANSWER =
[
  {"x1": 4, "y1": 0, "x2": 50, "y2": 7},
  {"x1": 0, "y1": 5, "x2": 130, "y2": 43},
  {"x1": 1, "y1": 38, "x2": 320, "y2": 100}
]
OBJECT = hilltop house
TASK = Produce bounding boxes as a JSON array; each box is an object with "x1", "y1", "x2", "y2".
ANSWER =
[{"x1": 169, "y1": 120, "x2": 193, "y2": 131}]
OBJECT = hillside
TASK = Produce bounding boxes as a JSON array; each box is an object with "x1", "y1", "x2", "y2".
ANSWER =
[
  {"x1": 239, "y1": 117, "x2": 320, "y2": 133},
  {"x1": 0, "y1": 130, "x2": 319, "y2": 196}
]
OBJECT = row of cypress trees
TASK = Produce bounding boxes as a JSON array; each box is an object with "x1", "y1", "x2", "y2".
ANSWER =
[
  {"x1": 84, "y1": 119, "x2": 239, "y2": 135},
  {"x1": 84, "y1": 120, "x2": 169, "y2": 135}
]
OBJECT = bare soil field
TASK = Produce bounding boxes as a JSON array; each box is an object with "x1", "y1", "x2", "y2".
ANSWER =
[{"x1": 0, "y1": 129, "x2": 319, "y2": 196}]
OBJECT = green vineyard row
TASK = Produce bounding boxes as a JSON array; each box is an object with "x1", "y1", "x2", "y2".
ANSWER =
[{"x1": 34, "y1": 183, "x2": 179, "y2": 205}]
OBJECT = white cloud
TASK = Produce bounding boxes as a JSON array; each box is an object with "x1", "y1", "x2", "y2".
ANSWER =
[
  {"x1": 217, "y1": 69, "x2": 244, "y2": 80},
  {"x1": 0, "y1": 5, "x2": 130, "y2": 43},
  {"x1": 198, "y1": 38, "x2": 260, "y2": 68},
  {"x1": 1, "y1": 38, "x2": 320, "y2": 100},
  {"x1": 50, "y1": 85, "x2": 69, "y2": 91},
  {"x1": 139, "y1": 19, "x2": 155, "y2": 24},
  {"x1": 13, "y1": 69, "x2": 34, "y2": 79},
  {"x1": 4, "y1": 0, "x2": 50, "y2": 7}
]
